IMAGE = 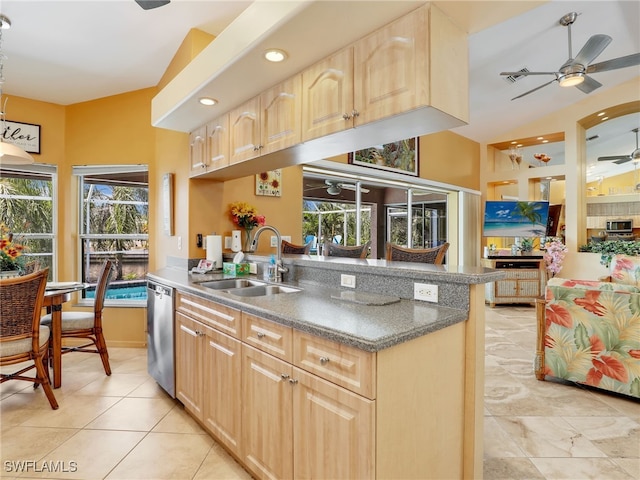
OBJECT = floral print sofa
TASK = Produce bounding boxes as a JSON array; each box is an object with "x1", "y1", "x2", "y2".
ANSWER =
[{"x1": 535, "y1": 254, "x2": 640, "y2": 399}]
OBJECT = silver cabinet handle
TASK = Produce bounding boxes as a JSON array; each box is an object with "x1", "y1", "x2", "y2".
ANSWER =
[
  {"x1": 319, "y1": 356, "x2": 330, "y2": 365},
  {"x1": 256, "y1": 332, "x2": 266, "y2": 339},
  {"x1": 281, "y1": 373, "x2": 290, "y2": 380},
  {"x1": 289, "y1": 378, "x2": 298, "y2": 385},
  {"x1": 342, "y1": 113, "x2": 352, "y2": 120},
  {"x1": 352, "y1": 109, "x2": 360, "y2": 118}
]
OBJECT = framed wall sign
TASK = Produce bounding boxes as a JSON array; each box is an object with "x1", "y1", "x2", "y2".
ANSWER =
[
  {"x1": 348, "y1": 137, "x2": 418, "y2": 176},
  {"x1": 256, "y1": 169, "x2": 282, "y2": 196},
  {"x1": 4, "y1": 121, "x2": 41, "y2": 154},
  {"x1": 162, "y1": 173, "x2": 174, "y2": 236}
]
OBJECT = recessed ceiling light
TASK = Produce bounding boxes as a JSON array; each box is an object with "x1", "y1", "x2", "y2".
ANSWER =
[
  {"x1": 510, "y1": 141, "x2": 517, "y2": 144},
  {"x1": 199, "y1": 97, "x2": 217, "y2": 106},
  {"x1": 516, "y1": 144, "x2": 523, "y2": 148},
  {"x1": 264, "y1": 49, "x2": 287, "y2": 62},
  {"x1": 600, "y1": 116, "x2": 609, "y2": 121},
  {"x1": 537, "y1": 137, "x2": 544, "y2": 140},
  {"x1": 597, "y1": 112, "x2": 606, "y2": 116},
  {"x1": 542, "y1": 140, "x2": 549, "y2": 143}
]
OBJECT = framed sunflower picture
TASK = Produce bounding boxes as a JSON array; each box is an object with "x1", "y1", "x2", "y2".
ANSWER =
[{"x1": 255, "y1": 169, "x2": 282, "y2": 197}]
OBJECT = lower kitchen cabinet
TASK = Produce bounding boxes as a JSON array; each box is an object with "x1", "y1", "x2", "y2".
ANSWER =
[
  {"x1": 175, "y1": 312, "x2": 204, "y2": 420},
  {"x1": 242, "y1": 344, "x2": 293, "y2": 480}
]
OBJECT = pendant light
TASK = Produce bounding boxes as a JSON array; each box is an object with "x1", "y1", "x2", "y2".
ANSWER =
[{"x1": 0, "y1": 14, "x2": 33, "y2": 165}]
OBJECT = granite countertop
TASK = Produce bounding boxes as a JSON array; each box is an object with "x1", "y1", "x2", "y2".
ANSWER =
[{"x1": 148, "y1": 259, "x2": 499, "y2": 352}]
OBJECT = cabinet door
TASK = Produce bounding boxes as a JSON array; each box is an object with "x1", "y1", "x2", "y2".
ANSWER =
[
  {"x1": 188, "y1": 125, "x2": 207, "y2": 174},
  {"x1": 353, "y1": 5, "x2": 427, "y2": 126},
  {"x1": 203, "y1": 326, "x2": 242, "y2": 456},
  {"x1": 242, "y1": 345, "x2": 293, "y2": 480},
  {"x1": 261, "y1": 75, "x2": 301, "y2": 155},
  {"x1": 293, "y1": 367, "x2": 375, "y2": 480},
  {"x1": 205, "y1": 114, "x2": 230, "y2": 172},
  {"x1": 229, "y1": 96, "x2": 261, "y2": 165},
  {"x1": 301, "y1": 47, "x2": 354, "y2": 142},
  {"x1": 175, "y1": 312, "x2": 203, "y2": 420}
]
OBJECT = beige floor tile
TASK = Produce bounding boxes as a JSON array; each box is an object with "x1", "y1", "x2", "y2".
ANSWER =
[
  {"x1": 23, "y1": 429, "x2": 146, "y2": 480},
  {"x1": 111, "y1": 357, "x2": 148, "y2": 375},
  {"x1": 126, "y1": 378, "x2": 168, "y2": 399},
  {"x1": 495, "y1": 416, "x2": 607, "y2": 458},
  {"x1": 531, "y1": 457, "x2": 636, "y2": 480},
  {"x1": 483, "y1": 457, "x2": 545, "y2": 480},
  {"x1": 193, "y1": 442, "x2": 251, "y2": 480},
  {"x1": 86, "y1": 397, "x2": 174, "y2": 431},
  {"x1": 105, "y1": 432, "x2": 213, "y2": 479},
  {"x1": 19, "y1": 395, "x2": 120, "y2": 429},
  {"x1": 151, "y1": 404, "x2": 207, "y2": 435},
  {"x1": 0, "y1": 426, "x2": 78, "y2": 466},
  {"x1": 484, "y1": 416, "x2": 526, "y2": 458},
  {"x1": 74, "y1": 374, "x2": 149, "y2": 397},
  {"x1": 564, "y1": 416, "x2": 640, "y2": 458},
  {"x1": 612, "y1": 458, "x2": 640, "y2": 479}
]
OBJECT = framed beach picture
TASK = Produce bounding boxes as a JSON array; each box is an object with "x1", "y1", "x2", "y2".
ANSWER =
[
  {"x1": 348, "y1": 137, "x2": 418, "y2": 176},
  {"x1": 483, "y1": 201, "x2": 550, "y2": 238}
]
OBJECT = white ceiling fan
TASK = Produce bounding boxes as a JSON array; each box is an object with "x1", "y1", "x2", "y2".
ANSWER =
[
  {"x1": 305, "y1": 180, "x2": 370, "y2": 196},
  {"x1": 500, "y1": 12, "x2": 640, "y2": 101}
]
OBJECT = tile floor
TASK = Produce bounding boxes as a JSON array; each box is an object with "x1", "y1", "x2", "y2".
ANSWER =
[{"x1": 0, "y1": 305, "x2": 638, "y2": 479}]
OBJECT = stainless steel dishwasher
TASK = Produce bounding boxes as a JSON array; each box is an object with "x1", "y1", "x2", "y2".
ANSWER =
[{"x1": 146, "y1": 280, "x2": 175, "y2": 398}]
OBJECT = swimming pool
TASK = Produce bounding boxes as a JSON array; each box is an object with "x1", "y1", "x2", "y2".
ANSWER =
[{"x1": 85, "y1": 283, "x2": 147, "y2": 301}]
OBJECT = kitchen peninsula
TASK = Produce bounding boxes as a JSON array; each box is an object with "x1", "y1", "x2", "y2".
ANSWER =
[{"x1": 148, "y1": 256, "x2": 504, "y2": 479}]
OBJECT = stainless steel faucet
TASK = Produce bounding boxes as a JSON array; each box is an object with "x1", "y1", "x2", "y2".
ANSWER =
[{"x1": 248, "y1": 225, "x2": 288, "y2": 282}]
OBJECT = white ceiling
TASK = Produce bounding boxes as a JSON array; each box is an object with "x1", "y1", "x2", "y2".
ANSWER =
[{"x1": 2, "y1": 0, "x2": 639, "y2": 180}]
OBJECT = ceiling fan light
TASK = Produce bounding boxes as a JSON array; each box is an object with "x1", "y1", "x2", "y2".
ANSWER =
[
  {"x1": 559, "y1": 73, "x2": 585, "y2": 87},
  {"x1": 326, "y1": 185, "x2": 341, "y2": 195},
  {"x1": 0, "y1": 140, "x2": 34, "y2": 165},
  {"x1": 632, "y1": 148, "x2": 640, "y2": 162}
]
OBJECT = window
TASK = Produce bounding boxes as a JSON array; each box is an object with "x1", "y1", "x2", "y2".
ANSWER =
[
  {"x1": 303, "y1": 200, "x2": 372, "y2": 254},
  {"x1": 74, "y1": 165, "x2": 148, "y2": 305},
  {"x1": 0, "y1": 164, "x2": 57, "y2": 278}
]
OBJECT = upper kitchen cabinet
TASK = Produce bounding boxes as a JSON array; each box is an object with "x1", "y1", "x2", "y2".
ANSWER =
[
  {"x1": 302, "y1": 47, "x2": 354, "y2": 142},
  {"x1": 230, "y1": 76, "x2": 301, "y2": 165},
  {"x1": 189, "y1": 114, "x2": 230, "y2": 178}
]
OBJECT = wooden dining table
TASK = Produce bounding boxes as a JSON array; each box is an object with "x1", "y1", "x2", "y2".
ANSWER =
[{"x1": 44, "y1": 283, "x2": 87, "y2": 388}]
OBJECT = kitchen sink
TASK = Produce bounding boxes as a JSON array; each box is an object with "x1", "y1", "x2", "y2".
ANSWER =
[
  {"x1": 226, "y1": 284, "x2": 302, "y2": 297},
  {"x1": 198, "y1": 279, "x2": 266, "y2": 290}
]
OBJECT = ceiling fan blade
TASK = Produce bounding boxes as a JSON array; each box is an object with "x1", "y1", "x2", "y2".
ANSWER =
[
  {"x1": 598, "y1": 155, "x2": 630, "y2": 162},
  {"x1": 510, "y1": 79, "x2": 557, "y2": 101},
  {"x1": 340, "y1": 184, "x2": 370, "y2": 193},
  {"x1": 614, "y1": 157, "x2": 632, "y2": 165},
  {"x1": 575, "y1": 75, "x2": 602, "y2": 94},
  {"x1": 587, "y1": 53, "x2": 640, "y2": 73},
  {"x1": 573, "y1": 34, "x2": 612, "y2": 66},
  {"x1": 500, "y1": 71, "x2": 558, "y2": 76},
  {"x1": 135, "y1": 0, "x2": 170, "y2": 10}
]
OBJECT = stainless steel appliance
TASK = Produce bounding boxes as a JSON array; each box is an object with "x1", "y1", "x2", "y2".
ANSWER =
[
  {"x1": 605, "y1": 219, "x2": 633, "y2": 234},
  {"x1": 146, "y1": 281, "x2": 175, "y2": 398}
]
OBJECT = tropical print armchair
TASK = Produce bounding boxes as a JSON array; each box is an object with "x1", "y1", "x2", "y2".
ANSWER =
[{"x1": 535, "y1": 273, "x2": 640, "y2": 399}]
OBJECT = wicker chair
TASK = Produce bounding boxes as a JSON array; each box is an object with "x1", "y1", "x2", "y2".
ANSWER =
[
  {"x1": 0, "y1": 268, "x2": 58, "y2": 409},
  {"x1": 323, "y1": 241, "x2": 370, "y2": 259},
  {"x1": 281, "y1": 240, "x2": 312, "y2": 255},
  {"x1": 385, "y1": 242, "x2": 450, "y2": 265},
  {"x1": 41, "y1": 260, "x2": 114, "y2": 376}
]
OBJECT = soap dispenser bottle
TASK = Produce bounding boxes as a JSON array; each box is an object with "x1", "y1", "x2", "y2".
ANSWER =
[{"x1": 264, "y1": 254, "x2": 277, "y2": 282}]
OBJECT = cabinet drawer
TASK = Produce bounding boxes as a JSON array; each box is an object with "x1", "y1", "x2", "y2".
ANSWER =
[
  {"x1": 242, "y1": 313, "x2": 293, "y2": 363},
  {"x1": 293, "y1": 331, "x2": 376, "y2": 399},
  {"x1": 176, "y1": 291, "x2": 241, "y2": 338}
]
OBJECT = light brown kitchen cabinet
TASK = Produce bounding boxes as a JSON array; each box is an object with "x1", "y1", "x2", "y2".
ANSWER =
[
  {"x1": 293, "y1": 367, "x2": 375, "y2": 480},
  {"x1": 230, "y1": 76, "x2": 301, "y2": 165},
  {"x1": 241, "y1": 344, "x2": 293, "y2": 480},
  {"x1": 175, "y1": 311, "x2": 204, "y2": 420},
  {"x1": 189, "y1": 115, "x2": 230, "y2": 177},
  {"x1": 188, "y1": 125, "x2": 207, "y2": 174},
  {"x1": 301, "y1": 46, "x2": 354, "y2": 142},
  {"x1": 202, "y1": 325, "x2": 242, "y2": 456}
]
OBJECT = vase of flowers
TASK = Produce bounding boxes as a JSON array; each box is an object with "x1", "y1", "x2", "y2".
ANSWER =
[
  {"x1": 228, "y1": 202, "x2": 266, "y2": 251},
  {"x1": 543, "y1": 238, "x2": 567, "y2": 277},
  {"x1": 0, "y1": 223, "x2": 26, "y2": 277}
]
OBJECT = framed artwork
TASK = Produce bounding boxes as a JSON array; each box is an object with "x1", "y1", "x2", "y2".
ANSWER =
[
  {"x1": 162, "y1": 173, "x2": 174, "y2": 236},
  {"x1": 5, "y1": 120, "x2": 40, "y2": 154},
  {"x1": 256, "y1": 169, "x2": 282, "y2": 196},
  {"x1": 348, "y1": 137, "x2": 418, "y2": 176}
]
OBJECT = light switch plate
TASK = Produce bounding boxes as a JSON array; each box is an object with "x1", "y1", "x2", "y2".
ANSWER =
[{"x1": 225, "y1": 237, "x2": 231, "y2": 249}]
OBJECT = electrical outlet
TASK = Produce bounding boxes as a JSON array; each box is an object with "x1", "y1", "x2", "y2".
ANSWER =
[
  {"x1": 341, "y1": 274, "x2": 356, "y2": 288},
  {"x1": 224, "y1": 237, "x2": 231, "y2": 249},
  {"x1": 270, "y1": 235, "x2": 278, "y2": 247},
  {"x1": 177, "y1": 236, "x2": 182, "y2": 250},
  {"x1": 282, "y1": 235, "x2": 291, "y2": 242},
  {"x1": 249, "y1": 263, "x2": 257, "y2": 274},
  {"x1": 414, "y1": 283, "x2": 438, "y2": 302}
]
